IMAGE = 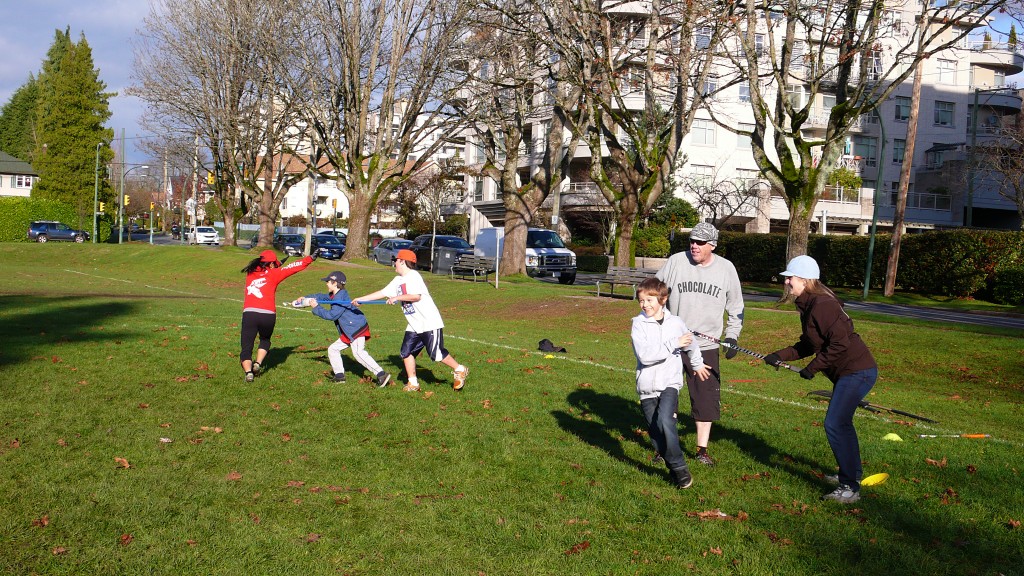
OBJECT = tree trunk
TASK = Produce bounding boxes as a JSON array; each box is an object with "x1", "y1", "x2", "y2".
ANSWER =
[
  {"x1": 345, "y1": 193, "x2": 371, "y2": 260},
  {"x1": 614, "y1": 211, "x2": 637, "y2": 267},
  {"x1": 785, "y1": 209, "x2": 813, "y2": 262}
]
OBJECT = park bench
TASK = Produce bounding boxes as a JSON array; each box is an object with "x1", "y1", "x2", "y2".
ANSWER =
[
  {"x1": 594, "y1": 266, "x2": 659, "y2": 299},
  {"x1": 450, "y1": 254, "x2": 497, "y2": 283}
]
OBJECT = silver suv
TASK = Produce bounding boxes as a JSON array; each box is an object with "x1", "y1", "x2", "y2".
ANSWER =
[{"x1": 27, "y1": 221, "x2": 90, "y2": 243}]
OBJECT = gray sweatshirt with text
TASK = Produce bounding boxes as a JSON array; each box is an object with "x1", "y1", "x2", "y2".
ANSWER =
[{"x1": 656, "y1": 252, "x2": 744, "y2": 351}]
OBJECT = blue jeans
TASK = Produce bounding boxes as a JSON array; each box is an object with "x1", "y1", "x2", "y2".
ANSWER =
[
  {"x1": 824, "y1": 368, "x2": 878, "y2": 490},
  {"x1": 640, "y1": 387, "x2": 688, "y2": 473}
]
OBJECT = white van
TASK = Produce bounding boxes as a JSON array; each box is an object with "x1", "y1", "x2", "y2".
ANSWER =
[{"x1": 475, "y1": 227, "x2": 577, "y2": 284}]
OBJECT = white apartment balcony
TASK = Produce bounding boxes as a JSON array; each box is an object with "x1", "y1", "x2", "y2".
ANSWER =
[
  {"x1": 967, "y1": 41, "x2": 1024, "y2": 75},
  {"x1": 966, "y1": 87, "x2": 1023, "y2": 115},
  {"x1": 803, "y1": 109, "x2": 865, "y2": 134}
]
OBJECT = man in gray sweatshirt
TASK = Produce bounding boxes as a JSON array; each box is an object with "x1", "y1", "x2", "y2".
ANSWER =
[{"x1": 656, "y1": 222, "x2": 744, "y2": 466}]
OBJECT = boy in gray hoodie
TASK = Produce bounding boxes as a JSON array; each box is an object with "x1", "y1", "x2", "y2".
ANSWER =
[{"x1": 631, "y1": 277, "x2": 709, "y2": 488}]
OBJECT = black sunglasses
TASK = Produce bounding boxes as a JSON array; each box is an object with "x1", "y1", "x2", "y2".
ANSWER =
[{"x1": 689, "y1": 239, "x2": 708, "y2": 246}]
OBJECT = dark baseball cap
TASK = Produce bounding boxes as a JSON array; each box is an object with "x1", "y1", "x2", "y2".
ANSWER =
[{"x1": 321, "y1": 271, "x2": 347, "y2": 284}]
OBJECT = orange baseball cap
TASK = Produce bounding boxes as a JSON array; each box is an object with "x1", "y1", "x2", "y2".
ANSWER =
[{"x1": 396, "y1": 249, "x2": 417, "y2": 264}]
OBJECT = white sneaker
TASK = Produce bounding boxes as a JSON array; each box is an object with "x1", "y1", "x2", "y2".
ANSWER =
[
  {"x1": 453, "y1": 366, "x2": 468, "y2": 391},
  {"x1": 821, "y1": 484, "x2": 860, "y2": 504},
  {"x1": 402, "y1": 382, "x2": 420, "y2": 392}
]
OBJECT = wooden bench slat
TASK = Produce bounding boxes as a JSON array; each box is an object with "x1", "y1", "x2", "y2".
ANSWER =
[
  {"x1": 451, "y1": 254, "x2": 497, "y2": 282},
  {"x1": 594, "y1": 266, "x2": 658, "y2": 298}
]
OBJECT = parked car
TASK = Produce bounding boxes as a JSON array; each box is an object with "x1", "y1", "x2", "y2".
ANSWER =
[
  {"x1": 371, "y1": 238, "x2": 413, "y2": 265},
  {"x1": 312, "y1": 233, "x2": 345, "y2": 260},
  {"x1": 273, "y1": 234, "x2": 310, "y2": 257},
  {"x1": 316, "y1": 230, "x2": 348, "y2": 244},
  {"x1": 409, "y1": 234, "x2": 473, "y2": 272},
  {"x1": 474, "y1": 227, "x2": 577, "y2": 284},
  {"x1": 186, "y1": 226, "x2": 220, "y2": 245},
  {"x1": 27, "y1": 221, "x2": 90, "y2": 243}
]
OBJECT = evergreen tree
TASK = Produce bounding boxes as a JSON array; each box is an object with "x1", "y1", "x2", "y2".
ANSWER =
[
  {"x1": 0, "y1": 76, "x2": 39, "y2": 161},
  {"x1": 32, "y1": 28, "x2": 115, "y2": 206}
]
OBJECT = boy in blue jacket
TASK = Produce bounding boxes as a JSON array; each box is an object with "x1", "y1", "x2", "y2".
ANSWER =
[
  {"x1": 631, "y1": 277, "x2": 709, "y2": 489},
  {"x1": 295, "y1": 271, "x2": 391, "y2": 387}
]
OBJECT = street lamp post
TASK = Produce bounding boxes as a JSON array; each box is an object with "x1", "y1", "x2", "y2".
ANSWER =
[
  {"x1": 92, "y1": 142, "x2": 101, "y2": 243},
  {"x1": 118, "y1": 164, "x2": 149, "y2": 244}
]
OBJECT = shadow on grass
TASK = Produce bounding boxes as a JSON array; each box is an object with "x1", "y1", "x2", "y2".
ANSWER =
[{"x1": 0, "y1": 295, "x2": 137, "y2": 369}]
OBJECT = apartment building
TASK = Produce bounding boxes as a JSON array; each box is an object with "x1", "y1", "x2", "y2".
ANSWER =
[{"x1": 460, "y1": 2, "x2": 1024, "y2": 241}]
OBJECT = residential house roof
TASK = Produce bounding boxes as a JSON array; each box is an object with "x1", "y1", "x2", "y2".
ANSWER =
[{"x1": 0, "y1": 151, "x2": 36, "y2": 176}]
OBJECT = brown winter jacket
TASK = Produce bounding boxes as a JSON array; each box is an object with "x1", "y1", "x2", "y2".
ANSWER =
[{"x1": 774, "y1": 291, "x2": 877, "y2": 383}]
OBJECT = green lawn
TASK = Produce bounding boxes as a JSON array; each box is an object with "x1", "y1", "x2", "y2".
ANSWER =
[{"x1": 1, "y1": 243, "x2": 1021, "y2": 575}]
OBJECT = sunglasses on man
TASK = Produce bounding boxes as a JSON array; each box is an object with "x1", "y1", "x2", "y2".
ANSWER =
[{"x1": 689, "y1": 239, "x2": 709, "y2": 246}]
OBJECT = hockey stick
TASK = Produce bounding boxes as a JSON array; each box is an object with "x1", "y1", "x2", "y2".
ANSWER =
[
  {"x1": 808, "y1": 390, "x2": 938, "y2": 423},
  {"x1": 917, "y1": 433, "x2": 989, "y2": 439},
  {"x1": 282, "y1": 299, "x2": 387, "y2": 307},
  {"x1": 692, "y1": 331, "x2": 802, "y2": 373}
]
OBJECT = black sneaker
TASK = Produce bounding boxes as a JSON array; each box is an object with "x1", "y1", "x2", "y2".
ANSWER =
[
  {"x1": 334, "y1": 372, "x2": 346, "y2": 383},
  {"x1": 671, "y1": 467, "x2": 693, "y2": 489},
  {"x1": 376, "y1": 371, "x2": 392, "y2": 388},
  {"x1": 244, "y1": 371, "x2": 254, "y2": 383},
  {"x1": 695, "y1": 450, "x2": 715, "y2": 467},
  {"x1": 252, "y1": 362, "x2": 261, "y2": 376}
]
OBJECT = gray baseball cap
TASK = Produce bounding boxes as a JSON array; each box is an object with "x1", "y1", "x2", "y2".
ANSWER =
[{"x1": 689, "y1": 222, "x2": 719, "y2": 245}]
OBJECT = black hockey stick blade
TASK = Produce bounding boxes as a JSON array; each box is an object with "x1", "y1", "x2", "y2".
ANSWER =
[{"x1": 808, "y1": 390, "x2": 937, "y2": 423}]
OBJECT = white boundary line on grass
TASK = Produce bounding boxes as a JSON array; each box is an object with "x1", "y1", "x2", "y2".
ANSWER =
[
  {"x1": 448, "y1": 334, "x2": 1021, "y2": 446},
  {"x1": 57, "y1": 269, "x2": 1020, "y2": 446}
]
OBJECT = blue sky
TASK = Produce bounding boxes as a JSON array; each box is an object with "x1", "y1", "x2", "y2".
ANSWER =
[{"x1": 0, "y1": 0, "x2": 149, "y2": 162}]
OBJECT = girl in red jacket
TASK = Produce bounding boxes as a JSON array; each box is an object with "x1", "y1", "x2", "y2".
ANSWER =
[{"x1": 240, "y1": 250, "x2": 315, "y2": 381}]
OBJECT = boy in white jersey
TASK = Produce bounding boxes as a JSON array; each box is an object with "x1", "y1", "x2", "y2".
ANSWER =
[{"x1": 352, "y1": 249, "x2": 469, "y2": 392}]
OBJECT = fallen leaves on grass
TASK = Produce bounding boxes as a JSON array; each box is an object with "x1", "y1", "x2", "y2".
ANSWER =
[
  {"x1": 114, "y1": 457, "x2": 131, "y2": 469},
  {"x1": 739, "y1": 472, "x2": 771, "y2": 482},
  {"x1": 52, "y1": 356, "x2": 62, "y2": 364},
  {"x1": 305, "y1": 533, "x2": 321, "y2": 543},
  {"x1": 769, "y1": 501, "x2": 810, "y2": 516},
  {"x1": 119, "y1": 534, "x2": 133, "y2": 547},
  {"x1": 225, "y1": 470, "x2": 242, "y2": 481},
  {"x1": 940, "y1": 487, "x2": 960, "y2": 505},
  {"x1": 1007, "y1": 519, "x2": 1021, "y2": 529},
  {"x1": 52, "y1": 547, "x2": 67, "y2": 556},
  {"x1": 32, "y1": 515, "x2": 49, "y2": 528},
  {"x1": 702, "y1": 547, "x2": 723, "y2": 557},
  {"x1": 685, "y1": 509, "x2": 739, "y2": 521},
  {"x1": 765, "y1": 532, "x2": 793, "y2": 546},
  {"x1": 286, "y1": 480, "x2": 305, "y2": 488},
  {"x1": 564, "y1": 541, "x2": 590, "y2": 555},
  {"x1": 481, "y1": 399, "x2": 493, "y2": 409},
  {"x1": 925, "y1": 457, "x2": 948, "y2": 468},
  {"x1": 57, "y1": 438, "x2": 67, "y2": 447}
]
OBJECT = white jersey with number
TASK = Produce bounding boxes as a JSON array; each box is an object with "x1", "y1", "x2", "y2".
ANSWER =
[{"x1": 382, "y1": 270, "x2": 445, "y2": 333}]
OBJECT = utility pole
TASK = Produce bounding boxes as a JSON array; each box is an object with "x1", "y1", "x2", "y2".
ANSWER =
[{"x1": 884, "y1": 47, "x2": 925, "y2": 297}]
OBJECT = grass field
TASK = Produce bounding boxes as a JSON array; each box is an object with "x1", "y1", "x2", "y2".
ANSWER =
[{"x1": 1, "y1": 242, "x2": 1022, "y2": 575}]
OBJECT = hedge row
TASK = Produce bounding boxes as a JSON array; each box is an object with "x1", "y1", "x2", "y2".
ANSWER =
[
  {"x1": 662, "y1": 229, "x2": 1024, "y2": 301},
  {"x1": 0, "y1": 197, "x2": 82, "y2": 242}
]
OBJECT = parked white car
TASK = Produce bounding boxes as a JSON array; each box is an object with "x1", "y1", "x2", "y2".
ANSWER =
[{"x1": 187, "y1": 226, "x2": 220, "y2": 245}]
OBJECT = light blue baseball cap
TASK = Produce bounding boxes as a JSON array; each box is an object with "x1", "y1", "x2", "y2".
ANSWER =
[{"x1": 780, "y1": 255, "x2": 820, "y2": 279}]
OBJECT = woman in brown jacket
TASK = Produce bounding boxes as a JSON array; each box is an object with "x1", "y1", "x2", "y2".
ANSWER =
[{"x1": 763, "y1": 255, "x2": 878, "y2": 504}]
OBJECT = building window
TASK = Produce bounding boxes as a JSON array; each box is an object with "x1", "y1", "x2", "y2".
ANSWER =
[
  {"x1": 894, "y1": 96, "x2": 910, "y2": 121},
  {"x1": 934, "y1": 101, "x2": 955, "y2": 127},
  {"x1": 695, "y1": 27, "x2": 711, "y2": 50},
  {"x1": 737, "y1": 123, "x2": 753, "y2": 148},
  {"x1": 938, "y1": 59, "x2": 956, "y2": 84},
  {"x1": 703, "y1": 75, "x2": 719, "y2": 98},
  {"x1": 692, "y1": 119, "x2": 716, "y2": 146},
  {"x1": 866, "y1": 51, "x2": 883, "y2": 81},
  {"x1": 474, "y1": 179, "x2": 484, "y2": 202},
  {"x1": 691, "y1": 164, "x2": 715, "y2": 186},
  {"x1": 995, "y1": 70, "x2": 1006, "y2": 87},
  {"x1": 786, "y1": 84, "x2": 806, "y2": 109},
  {"x1": 14, "y1": 175, "x2": 33, "y2": 188},
  {"x1": 892, "y1": 139, "x2": 906, "y2": 164},
  {"x1": 755, "y1": 33, "x2": 765, "y2": 55},
  {"x1": 853, "y1": 135, "x2": 877, "y2": 167},
  {"x1": 738, "y1": 81, "x2": 750, "y2": 102}
]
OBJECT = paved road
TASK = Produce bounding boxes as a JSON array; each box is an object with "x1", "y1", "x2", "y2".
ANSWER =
[{"x1": 544, "y1": 273, "x2": 1024, "y2": 331}]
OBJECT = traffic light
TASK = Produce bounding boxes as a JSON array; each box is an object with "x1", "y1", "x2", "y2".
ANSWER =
[
  {"x1": 124, "y1": 194, "x2": 130, "y2": 206},
  {"x1": 207, "y1": 172, "x2": 215, "y2": 185},
  {"x1": 150, "y1": 201, "x2": 155, "y2": 210},
  {"x1": 99, "y1": 202, "x2": 106, "y2": 212}
]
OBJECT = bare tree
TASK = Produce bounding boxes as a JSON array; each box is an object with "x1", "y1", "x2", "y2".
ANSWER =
[
  {"x1": 286, "y1": 0, "x2": 471, "y2": 260},
  {"x1": 455, "y1": 2, "x2": 590, "y2": 276},
  {"x1": 679, "y1": 166, "x2": 764, "y2": 226},
  {"x1": 549, "y1": 0, "x2": 724, "y2": 266},
  {"x1": 723, "y1": 0, "x2": 1011, "y2": 262},
  {"x1": 131, "y1": 0, "x2": 309, "y2": 248}
]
